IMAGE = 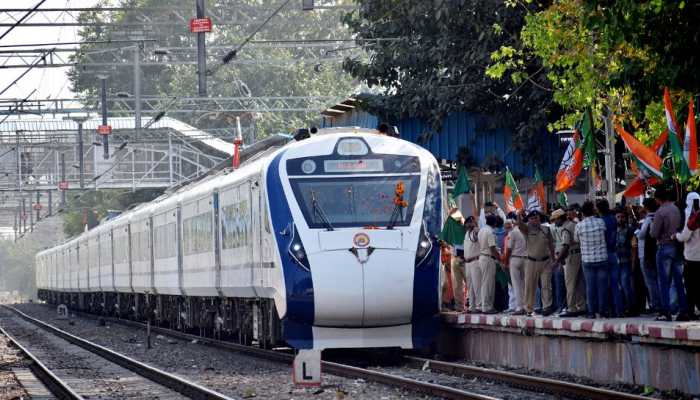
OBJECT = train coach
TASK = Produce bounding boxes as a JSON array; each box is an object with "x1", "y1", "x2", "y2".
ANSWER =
[{"x1": 36, "y1": 128, "x2": 444, "y2": 350}]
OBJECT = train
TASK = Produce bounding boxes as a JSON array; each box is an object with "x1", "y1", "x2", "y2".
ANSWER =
[{"x1": 35, "y1": 128, "x2": 443, "y2": 350}]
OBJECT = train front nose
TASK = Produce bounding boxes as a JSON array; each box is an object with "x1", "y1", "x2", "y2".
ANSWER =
[{"x1": 310, "y1": 230, "x2": 416, "y2": 327}]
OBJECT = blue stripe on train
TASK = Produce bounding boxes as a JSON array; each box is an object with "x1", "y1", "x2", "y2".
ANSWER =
[
  {"x1": 266, "y1": 150, "x2": 315, "y2": 349},
  {"x1": 411, "y1": 164, "x2": 441, "y2": 349}
]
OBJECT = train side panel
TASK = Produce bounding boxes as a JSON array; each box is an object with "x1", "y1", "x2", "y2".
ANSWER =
[
  {"x1": 219, "y1": 180, "x2": 257, "y2": 298},
  {"x1": 130, "y1": 211, "x2": 153, "y2": 293},
  {"x1": 153, "y1": 206, "x2": 181, "y2": 295},
  {"x1": 113, "y1": 222, "x2": 132, "y2": 293},
  {"x1": 181, "y1": 192, "x2": 217, "y2": 296},
  {"x1": 88, "y1": 233, "x2": 100, "y2": 292},
  {"x1": 99, "y1": 228, "x2": 115, "y2": 292}
]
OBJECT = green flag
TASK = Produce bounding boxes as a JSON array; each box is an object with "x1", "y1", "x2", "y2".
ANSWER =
[
  {"x1": 557, "y1": 192, "x2": 568, "y2": 207},
  {"x1": 581, "y1": 108, "x2": 596, "y2": 168},
  {"x1": 666, "y1": 128, "x2": 690, "y2": 183},
  {"x1": 438, "y1": 215, "x2": 466, "y2": 245},
  {"x1": 451, "y1": 166, "x2": 471, "y2": 199}
]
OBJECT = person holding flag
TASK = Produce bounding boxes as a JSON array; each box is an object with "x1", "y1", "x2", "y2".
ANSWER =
[
  {"x1": 528, "y1": 168, "x2": 547, "y2": 213},
  {"x1": 504, "y1": 168, "x2": 524, "y2": 213},
  {"x1": 438, "y1": 165, "x2": 472, "y2": 312}
]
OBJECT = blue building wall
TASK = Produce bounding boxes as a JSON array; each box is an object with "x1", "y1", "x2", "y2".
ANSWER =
[{"x1": 321, "y1": 110, "x2": 562, "y2": 180}]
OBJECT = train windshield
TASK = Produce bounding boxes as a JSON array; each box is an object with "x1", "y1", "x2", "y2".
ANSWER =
[{"x1": 290, "y1": 175, "x2": 420, "y2": 229}]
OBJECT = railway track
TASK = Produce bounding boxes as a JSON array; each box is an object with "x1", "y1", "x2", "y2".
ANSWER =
[
  {"x1": 20, "y1": 304, "x2": 651, "y2": 400},
  {"x1": 0, "y1": 324, "x2": 82, "y2": 400},
  {"x1": 0, "y1": 304, "x2": 235, "y2": 400}
]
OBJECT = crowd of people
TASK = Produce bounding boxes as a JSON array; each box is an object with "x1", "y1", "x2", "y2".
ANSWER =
[{"x1": 440, "y1": 185, "x2": 700, "y2": 322}]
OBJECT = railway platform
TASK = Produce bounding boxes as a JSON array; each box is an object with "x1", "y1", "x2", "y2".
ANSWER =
[{"x1": 439, "y1": 311, "x2": 700, "y2": 396}]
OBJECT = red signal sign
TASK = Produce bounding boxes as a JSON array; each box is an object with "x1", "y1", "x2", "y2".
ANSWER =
[
  {"x1": 33, "y1": 203, "x2": 42, "y2": 210},
  {"x1": 97, "y1": 125, "x2": 112, "y2": 135},
  {"x1": 189, "y1": 17, "x2": 212, "y2": 33},
  {"x1": 58, "y1": 181, "x2": 69, "y2": 190}
]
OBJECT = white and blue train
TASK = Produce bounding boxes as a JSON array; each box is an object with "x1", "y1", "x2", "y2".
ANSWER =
[{"x1": 36, "y1": 128, "x2": 443, "y2": 350}]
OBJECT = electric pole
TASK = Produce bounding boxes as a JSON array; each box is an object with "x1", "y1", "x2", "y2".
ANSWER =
[
  {"x1": 64, "y1": 115, "x2": 89, "y2": 189},
  {"x1": 134, "y1": 42, "x2": 143, "y2": 139},
  {"x1": 604, "y1": 112, "x2": 615, "y2": 205},
  {"x1": 98, "y1": 75, "x2": 110, "y2": 159},
  {"x1": 196, "y1": 0, "x2": 207, "y2": 97}
]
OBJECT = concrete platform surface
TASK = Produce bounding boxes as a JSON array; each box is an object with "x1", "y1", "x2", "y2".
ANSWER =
[{"x1": 442, "y1": 311, "x2": 700, "y2": 346}]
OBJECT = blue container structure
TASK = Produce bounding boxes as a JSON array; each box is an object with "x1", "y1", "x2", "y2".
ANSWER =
[{"x1": 320, "y1": 106, "x2": 562, "y2": 180}]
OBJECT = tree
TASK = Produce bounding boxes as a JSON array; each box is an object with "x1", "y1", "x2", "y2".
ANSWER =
[
  {"x1": 488, "y1": 0, "x2": 700, "y2": 144},
  {"x1": 342, "y1": 0, "x2": 557, "y2": 165},
  {"x1": 69, "y1": 0, "x2": 356, "y2": 138},
  {"x1": 61, "y1": 189, "x2": 163, "y2": 237}
]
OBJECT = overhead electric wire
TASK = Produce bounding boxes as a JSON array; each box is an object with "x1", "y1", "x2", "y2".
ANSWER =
[
  {"x1": 215, "y1": 0, "x2": 294, "y2": 73},
  {"x1": 0, "y1": 39, "x2": 156, "y2": 49},
  {"x1": 0, "y1": 88, "x2": 37, "y2": 126},
  {"x1": 0, "y1": 50, "x2": 54, "y2": 97},
  {"x1": 0, "y1": 0, "x2": 48, "y2": 42}
]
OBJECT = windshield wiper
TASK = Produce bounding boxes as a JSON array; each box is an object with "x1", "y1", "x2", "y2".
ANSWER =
[{"x1": 310, "y1": 190, "x2": 334, "y2": 231}]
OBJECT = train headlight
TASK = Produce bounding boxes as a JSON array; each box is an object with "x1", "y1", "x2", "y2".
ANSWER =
[
  {"x1": 288, "y1": 225, "x2": 310, "y2": 271},
  {"x1": 415, "y1": 224, "x2": 433, "y2": 267}
]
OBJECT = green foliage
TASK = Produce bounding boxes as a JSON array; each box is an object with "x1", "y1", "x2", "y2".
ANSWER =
[
  {"x1": 69, "y1": 0, "x2": 355, "y2": 137},
  {"x1": 62, "y1": 189, "x2": 163, "y2": 237},
  {"x1": 489, "y1": 0, "x2": 700, "y2": 140},
  {"x1": 0, "y1": 239, "x2": 40, "y2": 297},
  {"x1": 342, "y1": 0, "x2": 557, "y2": 166}
]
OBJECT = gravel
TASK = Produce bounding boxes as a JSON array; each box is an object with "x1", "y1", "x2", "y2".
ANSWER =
[
  {"x1": 435, "y1": 358, "x2": 685, "y2": 399},
  {"x1": 0, "y1": 307, "x2": 188, "y2": 399},
  {"x1": 367, "y1": 365, "x2": 570, "y2": 400},
  {"x1": 0, "y1": 330, "x2": 30, "y2": 400},
  {"x1": 15, "y1": 303, "x2": 440, "y2": 399}
]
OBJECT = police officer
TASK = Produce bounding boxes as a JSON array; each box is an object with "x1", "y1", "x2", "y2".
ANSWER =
[{"x1": 518, "y1": 210, "x2": 555, "y2": 316}]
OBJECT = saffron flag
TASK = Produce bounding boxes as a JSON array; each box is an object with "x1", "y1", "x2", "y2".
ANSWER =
[
  {"x1": 451, "y1": 166, "x2": 471, "y2": 199},
  {"x1": 632, "y1": 130, "x2": 668, "y2": 179},
  {"x1": 684, "y1": 98, "x2": 698, "y2": 175},
  {"x1": 504, "y1": 169, "x2": 524, "y2": 213},
  {"x1": 555, "y1": 131, "x2": 583, "y2": 192},
  {"x1": 528, "y1": 168, "x2": 547, "y2": 213},
  {"x1": 615, "y1": 124, "x2": 663, "y2": 178},
  {"x1": 664, "y1": 87, "x2": 683, "y2": 143}
]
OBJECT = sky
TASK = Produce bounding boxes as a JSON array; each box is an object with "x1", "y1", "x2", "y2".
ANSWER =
[{"x1": 0, "y1": 0, "x2": 100, "y2": 101}]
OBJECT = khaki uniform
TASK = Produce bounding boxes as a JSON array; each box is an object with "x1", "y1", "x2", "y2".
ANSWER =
[
  {"x1": 521, "y1": 223, "x2": 554, "y2": 313},
  {"x1": 562, "y1": 220, "x2": 586, "y2": 312},
  {"x1": 463, "y1": 229, "x2": 481, "y2": 311},
  {"x1": 450, "y1": 254, "x2": 467, "y2": 311},
  {"x1": 506, "y1": 227, "x2": 527, "y2": 312},
  {"x1": 478, "y1": 226, "x2": 497, "y2": 312}
]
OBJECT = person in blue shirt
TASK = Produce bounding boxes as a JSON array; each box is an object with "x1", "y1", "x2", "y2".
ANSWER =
[{"x1": 596, "y1": 199, "x2": 617, "y2": 317}]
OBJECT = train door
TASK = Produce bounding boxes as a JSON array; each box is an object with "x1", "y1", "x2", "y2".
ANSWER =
[{"x1": 251, "y1": 180, "x2": 264, "y2": 290}]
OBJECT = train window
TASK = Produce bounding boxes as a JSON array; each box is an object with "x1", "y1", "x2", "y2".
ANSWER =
[
  {"x1": 183, "y1": 212, "x2": 213, "y2": 255},
  {"x1": 221, "y1": 201, "x2": 251, "y2": 249},
  {"x1": 290, "y1": 175, "x2": 420, "y2": 228},
  {"x1": 113, "y1": 230, "x2": 128, "y2": 264},
  {"x1": 154, "y1": 222, "x2": 177, "y2": 259}
]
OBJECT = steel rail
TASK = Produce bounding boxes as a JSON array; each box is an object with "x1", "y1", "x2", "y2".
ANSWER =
[
  {"x1": 0, "y1": 324, "x2": 83, "y2": 400},
  {"x1": 1, "y1": 305, "x2": 235, "y2": 400},
  {"x1": 404, "y1": 356, "x2": 650, "y2": 400},
  {"x1": 56, "y1": 312, "x2": 499, "y2": 400},
  {"x1": 28, "y1": 304, "x2": 653, "y2": 400}
]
